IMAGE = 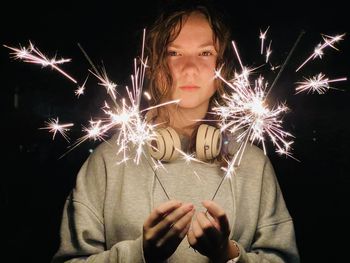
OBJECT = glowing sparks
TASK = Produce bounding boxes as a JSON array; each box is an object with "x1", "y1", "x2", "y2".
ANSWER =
[
  {"x1": 3, "y1": 41, "x2": 77, "y2": 83},
  {"x1": 295, "y1": 73, "x2": 347, "y2": 94},
  {"x1": 39, "y1": 118, "x2": 74, "y2": 142},
  {"x1": 214, "y1": 73, "x2": 294, "y2": 163},
  {"x1": 60, "y1": 30, "x2": 179, "y2": 165},
  {"x1": 265, "y1": 40, "x2": 272, "y2": 63},
  {"x1": 216, "y1": 40, "x2": 294, "y2": 161},
  {"x1": 176, "y1": 148, "x2": 210, "y2": 165},
  {"x1": 296, "y1": 33, "x2": 346, "y2": 72},
  {"x1": 4, "y1": 25, "x2": 347, "y2": 202},
  {"x1": 89, "y1": 68, "x2": 118, "y2": 100},
  {"x1": 259, "y1": 26, "x2": 270, "y2": 55},
  {"x1": 75, "y1": 74, "x2": 89, "y2": 98}
]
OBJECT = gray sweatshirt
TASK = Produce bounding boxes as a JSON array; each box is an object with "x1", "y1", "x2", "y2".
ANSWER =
[{"x1": 52, "y1": 136, "x2": 299, "y2": 263}]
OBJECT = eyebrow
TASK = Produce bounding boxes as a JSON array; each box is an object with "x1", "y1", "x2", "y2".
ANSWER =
[{"x1": 168, "y1": 43, "x2": 216, "y2": 49}]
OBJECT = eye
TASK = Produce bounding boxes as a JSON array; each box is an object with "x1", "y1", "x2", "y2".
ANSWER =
[
  {"x1": 167, "y1": 50, "x2": 181, "y2": 56},
  {"x1": 200, "y1": 51, "x2": 214, "y2": 56}
]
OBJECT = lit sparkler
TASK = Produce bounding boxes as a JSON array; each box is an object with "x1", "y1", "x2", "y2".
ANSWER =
[
  {"x1": 214, "y1": 71, "x2": 294, "y2": 164},
  {"x1": 214, "y1": 40, "x2": 295, "y2": 163},
  {"x1": 209, "y1": 52, "x2": 294, "y2": 203},
  {"x1": 63, "y1": 31, "x2": 179, "y2": 166},
  {"x1": 209, "y1": 30, "x2": 346, "y2": 202},
  {"x1": 4, "y1": 31, "x2": 179, "y2": 199}
]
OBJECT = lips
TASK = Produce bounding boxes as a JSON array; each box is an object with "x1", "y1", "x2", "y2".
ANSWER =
[{"x1": 179, "y1": 85, "x2": 200, "y2": 91}]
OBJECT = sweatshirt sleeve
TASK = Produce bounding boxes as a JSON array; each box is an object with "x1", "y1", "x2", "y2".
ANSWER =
[
  {"x1": 236, "y1": 157, "x2": 300, "y2": 263},
  {"x1": 52, "y1": 145, "x2": 146, "y2": 263}
]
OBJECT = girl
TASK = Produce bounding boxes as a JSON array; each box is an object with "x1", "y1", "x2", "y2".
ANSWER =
[{"x1": 52, "y1": 2, "x2": 299, "y2": 262}]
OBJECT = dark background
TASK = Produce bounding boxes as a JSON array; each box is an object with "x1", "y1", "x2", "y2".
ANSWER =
[{"x1": 1, "y1": 0, "x2": 349, "y2": 262}]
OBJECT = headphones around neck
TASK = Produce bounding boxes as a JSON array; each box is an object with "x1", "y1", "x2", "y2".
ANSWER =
[{"x1": 147, "y1": 124, "x2": 222, "y2": 162}]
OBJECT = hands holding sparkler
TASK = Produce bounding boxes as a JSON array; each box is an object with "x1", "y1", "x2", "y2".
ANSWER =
[{"x1": 143, "y1": 200, "x2": 238, "y2": 263}]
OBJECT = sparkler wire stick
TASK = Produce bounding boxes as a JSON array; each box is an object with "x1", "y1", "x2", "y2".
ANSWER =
[
  {"x1": 77, "y1": 43, "x2": 119, "y2": 105},
  {"x1": 77, "y1": 42, "x2": 100, "y2": 78},
  {"x1": 266, "y1": 30, "x2": 305, "y2": 97},
  {"x1": 143, "y1": 153, "x2": 171, "y2": 200}
]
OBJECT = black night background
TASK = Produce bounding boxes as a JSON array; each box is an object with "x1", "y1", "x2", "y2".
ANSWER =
[{"x1": 1, "y1": 1, "x2": 349, "y2": 262}]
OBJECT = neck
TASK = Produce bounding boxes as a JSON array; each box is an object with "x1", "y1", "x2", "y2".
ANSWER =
[{"x1": 166, "y1": 103, "x2": 209, "y2": 136}]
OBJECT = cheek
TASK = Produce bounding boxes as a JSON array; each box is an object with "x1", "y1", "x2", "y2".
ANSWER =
[
  {"x1": 168, "y1": 61, "x2": 180, "y2": 76},
  {"x1": 201, "y1": 60, "x2": 217, "y2": 76}
]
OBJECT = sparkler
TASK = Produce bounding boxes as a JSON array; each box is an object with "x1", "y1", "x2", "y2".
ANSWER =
[
  {"x1": 209, "y1": 29, "x2": 346, "y2": 202},
  {"x1": 4, "y1": 31, "x2": 178, "y2": 199}
]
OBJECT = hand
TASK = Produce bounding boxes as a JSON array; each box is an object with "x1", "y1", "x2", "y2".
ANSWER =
[
  {"x1": 187, "y1": 200, "x2": 239, "y2": 263},
  {"x1": 143, "y1": 200, "x2": 195, "y2": 263}
]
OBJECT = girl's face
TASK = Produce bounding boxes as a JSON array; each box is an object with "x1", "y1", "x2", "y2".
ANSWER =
[{"x1": 167, "y1": 12, "x2": 218, "y2": 112}]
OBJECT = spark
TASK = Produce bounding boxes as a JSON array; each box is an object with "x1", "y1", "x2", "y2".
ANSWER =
[
  {"x1": 75, "y1": 74, "x2": 89, "y2": 98},
  {"x1": 89, "y1": 68, "x2": 118, "y2": 101},
  {"x1": 39, "y1": 118, "x2": 74, "y2": 142},
  {"x1": 3, "y1": 41, "x2": 77, "y2": 83},
  {"x1": 259, "y1": 26, "x2": 270, "y2": 55},
  {"x1": 150, "y1": 157, "x2": 168, "y2": 173},
  {"x1": 295, "y1": 73, "x2": 347, "y2": 94},
  {"x1": 296, "y1": 33, "x2": 346, "y2": 72},
  {"x1": 175, "y1": 148, "x2": 210, "y2": 165},
  {"x1": 265, "y1": 40, "x2": 272, "y2": 63},
  {"x1": 270, "y1": 63, "x2": 281, "y2": 71},
  {"x1": 143, "y1": 91, "x2": 152, "y2": 101}
]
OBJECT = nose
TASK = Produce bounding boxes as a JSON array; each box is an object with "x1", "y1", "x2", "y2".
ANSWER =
[{"x1": 181, "y1": 55, "x2": 199, "y2": 76}]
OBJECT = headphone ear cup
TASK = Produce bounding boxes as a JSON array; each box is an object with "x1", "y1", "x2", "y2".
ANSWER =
[
  {"x1": 147, "y1": 127, "x2": 181, "y2": 162},
  {"x1": 196, "y1": 124, "x2": 222, "y2": 160}
]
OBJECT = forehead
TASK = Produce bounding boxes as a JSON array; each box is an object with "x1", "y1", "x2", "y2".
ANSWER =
[{"x1": 170, "y1": 12, "x2": 215, "y2": 47}]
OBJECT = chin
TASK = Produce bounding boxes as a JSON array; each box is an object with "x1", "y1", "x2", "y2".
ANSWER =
[
  {"x1": 175, "y1": 96, "x2": 195, "y2": 107},
  {"x1": 177, "y1": 98, "x2": 206, "y2": 109}
]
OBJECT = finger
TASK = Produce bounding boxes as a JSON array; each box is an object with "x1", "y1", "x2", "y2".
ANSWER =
[
  {"x1": 145, "y1": 200, "x2": 182, "y2": 228},
  {"x1": 169, "y1": 207, "x2": 195, "y2": 239},
  {"x1": 189, "y1": 214, "x2": 211, "y2": 250},
  {"x1": 157, "y1": 208, "x2": 194, "y2": 248},
  {"x1": 153, "y1": 203, "x2": 194, "y2": 236},
  {"x1": 196, "y1": 211, "x2": 221, "y2": 245},
  {"x1": 202, "y1": 200, "x2": 230, "y2": 236},
  {"x1": 187, "y1": 228, "x2": 196, "y2": 247},
  {"x1": 179, "y1": 219, "x2": 192, "y2": 239}
]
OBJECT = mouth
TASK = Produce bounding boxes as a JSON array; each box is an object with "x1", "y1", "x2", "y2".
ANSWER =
[{"x1": 179, "y1": 85, "x2": 200, "y2": 91}]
